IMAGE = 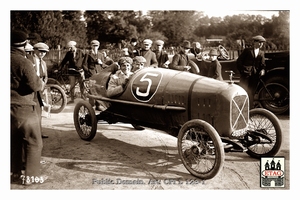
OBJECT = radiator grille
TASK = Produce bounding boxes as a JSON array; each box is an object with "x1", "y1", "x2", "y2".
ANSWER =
[{"x1": 231, "y1": 95, "x2": 248, "y2": 130}]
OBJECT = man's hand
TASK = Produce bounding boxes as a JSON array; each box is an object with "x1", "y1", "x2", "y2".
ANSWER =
[{"x1": 184, "y1": 66, "x2": 191, "y2": 71}]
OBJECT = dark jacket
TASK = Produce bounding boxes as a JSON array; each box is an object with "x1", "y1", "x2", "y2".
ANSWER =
[
  {"x1": 11, "y1": 48, "x2": 43, "y2": 106},
  {"x1": 207, "y1": 60, "x2": 223, "y2": 81},
  {"x1": 237, "y1": 47, "x2": 265, "y2": 76},
  {"x1": 139, "y1": 49, "x2": 158, "y2": 67},
  {"x1": 155, "y1": 50, "x2": 170, "y2": 68},
  {"x1": 82, "y1": 50, "x2": 108, "y2": 78},
  {"x1": 169, "y1": 52, "x2": 189, "y2": 71},
  {"x1": 59, "y1": 49, "x2": 85, "y2": 74}
]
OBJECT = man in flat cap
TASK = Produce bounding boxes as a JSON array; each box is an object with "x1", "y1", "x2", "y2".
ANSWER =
[
  {"x1": 237, "y1": 35, "x2": 266, "y2": 108},
  {"x1": 132, "y1": 56, "x2": 147, "y2": 72},
  {"x1": 107, "y1": 57, "x2": 133, "y2": 98},
  {"x1": 169, "y1": 40, "x2": 191, "y2": 71},
  {"x1": 33, "y1": 43, "x2": 50, "y2": 138},
  {"x1": 139, "y1": 39, "x2": 158, "y2": 67},
  {"x1": 11, "y1": 30, "x2": 46, "y2": 184},
  {"x1": 154, "y1": 40, "x2": 170, "y2": 68},
  {"x1": 128, "y1": 38, "x2": 140, "y2": 58},
  {"x1": 58, "y1": 40, "x2": 85, "y2": 103}
]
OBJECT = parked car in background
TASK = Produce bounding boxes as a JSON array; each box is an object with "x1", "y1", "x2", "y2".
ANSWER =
[{"x1": 188, "y1": 48, "x2": 290, "y2": 115}]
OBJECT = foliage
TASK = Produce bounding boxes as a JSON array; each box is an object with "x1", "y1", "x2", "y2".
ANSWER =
[{"x1": 11, "y1": 10, "x2": 289, "y2": 51}]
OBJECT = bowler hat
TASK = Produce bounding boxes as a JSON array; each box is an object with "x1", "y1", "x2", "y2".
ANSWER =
[
  {"x1": 182, "y1": 40, "x2": 191, "y2": 49},
  {"x1": 208, "y1": 48, "x2": 219, "y2": 56},
  {"x1": 11, "y1": 30, "x2": 28, "y2": 46},
  {"x1": 34, "y1": 42, "x2": 49, "y2": 52},
  {"x1": 252, "y1": 35, "x2": 266, "y2": 42}
]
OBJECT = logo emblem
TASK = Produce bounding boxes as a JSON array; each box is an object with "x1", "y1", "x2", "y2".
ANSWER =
[{"x1": 260, "y1": 157, "x2": 285, "y2": 187}]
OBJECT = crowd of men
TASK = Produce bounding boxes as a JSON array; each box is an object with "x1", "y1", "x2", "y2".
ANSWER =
[{"x1": 11, "y1": 29, "x2": 266, "y2": 186}]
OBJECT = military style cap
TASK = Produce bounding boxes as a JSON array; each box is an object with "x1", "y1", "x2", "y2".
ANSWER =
[
  {"x1": 143, "y1": 39, "x2": 153, "y2": 45},
  {"x1": 67, "y1": 41, "x2": 77, "y2": 48},
  {"x1": 118, "y1": 57, "x2": 133, "y2": 65},
  {"x1": 252, "y1": 35, "x2": 266, "y2": 42},
  {"x1": 91, "y1": 40, "x2": 100, "y2": 46},
  {"x1": 11, "y1": 30, "x2": 28, "y2": 46},
  {"x1": 34, "y1": 42, "x2": 49, "y2": 52},
  {"x1": 182, "y1": 40, "x2": 191, "y2": 49},
  {"x1": 24, "y1": 43, "x2": 34, "y2": 52},
  {"x1": 208, "y1": 48, "x2": 219, "y2": 56},
  {"x1": 133, "y1": 56, "x2": 147, "y2": 63},
  {"x1": 155, "y1": 40, "x2": 164, "y2": 46}
]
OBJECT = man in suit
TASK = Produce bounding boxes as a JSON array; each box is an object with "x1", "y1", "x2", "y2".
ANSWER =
[
  {"x1": 139, "y1": 39, "x2": 158, "y2": 68},
  {"x1": 154, "y1": 40, "x2": 170, "y2": 68},
  {"x1": 32, "y1": 43, "x2": 50, "y2": 138},
  {"x1": 237, "y1": 35, "x2": 266, "y2": 108}
]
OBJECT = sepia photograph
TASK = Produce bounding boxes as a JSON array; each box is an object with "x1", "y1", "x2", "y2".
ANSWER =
[{"x1": 5, "y1": 0, "x2": 296, "y2": 198}]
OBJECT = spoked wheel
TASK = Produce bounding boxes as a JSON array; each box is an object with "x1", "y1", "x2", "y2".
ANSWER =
[
  {"x1": 178, "y1": 119, "x2": 225, "y2": 180},
  {"x1": 246, "y1": 108, "x2": 282, "y2": 158},
  {"x1": 218, "y1": 45, "x2": 229, "y2": 60},
  {"x1": 258, "y1": 82, "x2": 289, "y2": 115},
  {"x1": 47, "y1": 84, "x2": 67, "y2": 113},
  {"x1": 73, "y1": 100, "x2": 97, "y2": 141}
]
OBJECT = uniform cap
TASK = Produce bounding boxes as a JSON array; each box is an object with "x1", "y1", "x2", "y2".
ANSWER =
[
  {"x1": 131, "y1": 38, "x2": 138, "y2": 42},
  {"x1": 133, "y1": 56, "x2": 147, "y2": 63},
  {"x1": 34, "y1": 42, "x2": 49, "y2": 52},
  {"x1": 252, "y1": 35, "x2": 266, "y2": 42},
  {"x1": 143, "y1": 39, "x2": 153, "y2": 45},
  {"x1": 24, "y1": 43, "x2": 34, "y2": 52},
  {"x1": 91, "y1": 40, "x2": 100, "y2": 46},
  {"x1": 11, "y1": 30, "x2": 28, "y2": 46},
  {"x1": 67, "y1": 41, "x2": 77, "y2": 48},
  {"x1": 155, "y1": 40, "x2": 164, "y2": 46},
  {"x1": 208, "y1": 48, "x2": 219, "y2": 56},
  {"x1": 118, "y1": 57, "x2": 133, "y2": 65}
]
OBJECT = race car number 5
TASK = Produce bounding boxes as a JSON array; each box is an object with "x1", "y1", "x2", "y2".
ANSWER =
[{"x1": 136, "y1": 72, "x2": 158, "y2": 97}]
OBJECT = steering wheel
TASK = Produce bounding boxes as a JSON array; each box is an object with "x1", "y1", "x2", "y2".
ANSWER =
[{"x1": 218, "y1": 45, "x2": 229, "y2": 60}]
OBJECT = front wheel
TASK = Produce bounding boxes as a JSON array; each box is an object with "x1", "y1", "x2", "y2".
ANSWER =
[
  {"x1": 178, "y1": 119, "x2": 225, "y2": 180},
  {"x1": 73, "y1": 100, "x2": 97, "y2": 141},
  {"x1": 47, "y1": 84, "x2": 67, "y2": 113},
  {"x1": 246, "y1": 108, "x2": 282, "y2": 158}
]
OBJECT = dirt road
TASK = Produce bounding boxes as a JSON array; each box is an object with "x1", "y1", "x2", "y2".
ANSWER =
[{"x1": 10, "y1": 99, "x2": 290, "y2": 190}]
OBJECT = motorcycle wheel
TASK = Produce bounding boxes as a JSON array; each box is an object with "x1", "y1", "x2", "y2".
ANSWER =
[
  {"x1": 246, "y1": 108, "x2": 282, "y2": 158},
  {"x1": 73, "y1": 100, "x2": 97, "y2": 141},
  {"x1": 178, "y1": 119, "x2": 225, "y2": 180}
]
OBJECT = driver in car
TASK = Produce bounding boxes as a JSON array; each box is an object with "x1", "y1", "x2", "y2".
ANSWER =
[{"x1": 107, "y1": 57, "x2": 133, "y2": 98}]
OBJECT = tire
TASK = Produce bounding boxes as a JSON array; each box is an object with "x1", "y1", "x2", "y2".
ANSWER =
[
  {"x1": 73, "y1": 100, "x2": 97, "y2": 141},
  {"x1": 246, "y1": 108, "x2": 282, "y2": 158},
  {"x1": 177, "y1": 119, "x2": 225, "y2": 180},
  {"x1": 188, "y1": 60, "x2": 200, "y2": 74},
  {"x1": 47, "y1": 84, "x2": 67, "y2": 113},
  {"x1": 258, "y1": 80, "x2": 289, "y2": 115}
]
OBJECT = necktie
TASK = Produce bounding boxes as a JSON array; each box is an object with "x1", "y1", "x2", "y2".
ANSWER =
[{"x1": 39, "y1": 58, "x2": 44, "y2": 78}]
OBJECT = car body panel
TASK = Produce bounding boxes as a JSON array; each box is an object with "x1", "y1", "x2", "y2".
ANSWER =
[{"x1": 89, "y1": 67, "x2": 249, "y2": 138}]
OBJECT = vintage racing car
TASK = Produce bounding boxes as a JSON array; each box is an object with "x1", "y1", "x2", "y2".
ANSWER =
[{"x1": 73, "y1": 66, "x2": 282, "y2": 180}]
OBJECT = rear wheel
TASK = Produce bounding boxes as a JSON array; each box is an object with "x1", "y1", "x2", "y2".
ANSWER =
[
  {"x1": 258, "y1": 77, "x2": 289, "y2": 115},
  {"x1": 73, "y1": 100, "x2": 97, "y2": 141},
  {"x1": 246, "y1": 108, "x2": 282, "y2": 158},
  {"x1": 178, "y1": 119, "x2": 224, "y2": 180},
  {"x1": 47, "y1": 84, "x2": 67, "y2": 113}
]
